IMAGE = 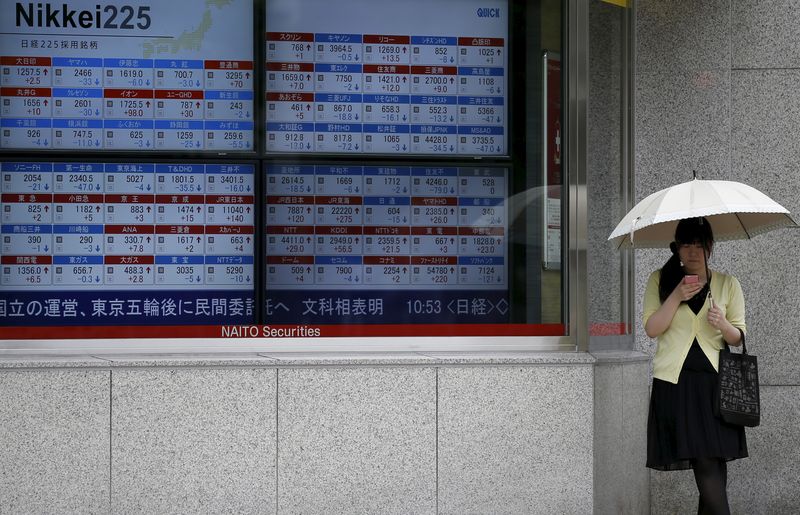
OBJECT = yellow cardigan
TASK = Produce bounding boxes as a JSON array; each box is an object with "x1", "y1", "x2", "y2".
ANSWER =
[{"x1": 643, "y1": 269, "x2": 746, "y2": 384}]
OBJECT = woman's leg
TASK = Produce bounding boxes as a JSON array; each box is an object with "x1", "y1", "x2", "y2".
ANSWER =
[{"x1": 691, "y1": 457, "x2": 730, "y2": 515}]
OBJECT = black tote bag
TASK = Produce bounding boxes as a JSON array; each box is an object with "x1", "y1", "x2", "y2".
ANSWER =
[{"x1": 715, "y1": 333, "x2": 760, "y2": 427}]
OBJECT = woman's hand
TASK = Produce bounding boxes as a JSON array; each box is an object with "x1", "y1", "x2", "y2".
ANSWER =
[
  {"x1": 671, "y1": 279, "x2": 704, "y2": 302},
  {"x1": 645, "y1": 277, "x2": 704, "y2": 338},
  {"x1": 708, "y1": 300, "x2": 743, "y2": 346},
  {"x1": 707, "y1": 302, "x2": 726, "y2": 330}
]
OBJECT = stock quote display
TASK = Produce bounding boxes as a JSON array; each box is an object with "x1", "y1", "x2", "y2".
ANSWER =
[
  {"x1": 265, "y1": 164, "x2": 510, "y2": 327},
  {"x1": 265, "y1": 0, "x2": 508, "y2": 157},
  {"x1": 0, "y1": 160, "x2": 256, "y2": 327},
  {"x1": 0, "y1": 0, "x2": 254, "y2": 152}
]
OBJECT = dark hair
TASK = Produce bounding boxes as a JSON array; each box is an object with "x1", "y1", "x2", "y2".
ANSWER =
[{"x1": 658, "y1": 217, "x2": 714, "y2": 302}]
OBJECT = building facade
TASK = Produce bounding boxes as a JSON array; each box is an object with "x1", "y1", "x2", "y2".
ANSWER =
[
  {"x1": 636, "y1": 0, "x2": 800, "y2": 513},
  {"x1": 1, "y1": 1, "x2": 799, "y2": 513}
]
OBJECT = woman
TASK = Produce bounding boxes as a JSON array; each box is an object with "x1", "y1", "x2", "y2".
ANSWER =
[{"x1": 643, "y1": 217, "x2": 748, "y2": 515}]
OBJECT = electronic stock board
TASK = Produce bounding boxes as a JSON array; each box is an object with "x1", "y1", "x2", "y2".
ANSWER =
[
  {"x1": 265, "y1": 0, "x2": 508, "y2": 157},
  {"x1": 0, "y1": 0, "x2": 255, "y2": 152},
  {"x1": 264, "y1": 163, "x2": 510, "y2": 326},
  {"x1": 263, "y1": 0, "x2": 511, "y2": 327},
  {"x1": 1, "y1": 0, "x2": 517, "y2": 334},
  {"x1": 0, "y1": 160, "x2": 256, "y2": 327}
]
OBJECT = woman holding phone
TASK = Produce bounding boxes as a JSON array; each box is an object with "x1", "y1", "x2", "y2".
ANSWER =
[{"x1": 643, "y1": 217, "x2": 748, "y2": 515}]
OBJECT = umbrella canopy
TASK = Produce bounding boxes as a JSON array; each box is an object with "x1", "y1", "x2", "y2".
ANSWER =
[{"x1": 608, "y1": 178, "x2": 798, "y2": 249}]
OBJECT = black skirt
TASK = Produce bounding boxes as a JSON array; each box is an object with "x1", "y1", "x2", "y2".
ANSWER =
[{"x1": 646, "y1": 341, "x2": 749, "y2": 470}]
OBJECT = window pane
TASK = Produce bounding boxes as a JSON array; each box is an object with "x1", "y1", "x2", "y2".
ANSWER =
[
  {"x1": 263, "y1": 0, "x2": 565, "y2": 338},
  {"x1": 0, "y1": 0, "x2": 569, "y2": 343}
]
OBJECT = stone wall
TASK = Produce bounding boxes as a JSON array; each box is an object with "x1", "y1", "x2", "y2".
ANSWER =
[
  {"x1": 636, "y1": 1, "x2": 800, "y2": 512},
  {"x1": 0, "y1": 353, "x2": 599, "y2": 515}
]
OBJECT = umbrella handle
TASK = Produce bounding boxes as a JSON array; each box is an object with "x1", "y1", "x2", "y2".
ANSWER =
[{"x1": 702, "y1": 227, "x2": 712, "y2": 299}]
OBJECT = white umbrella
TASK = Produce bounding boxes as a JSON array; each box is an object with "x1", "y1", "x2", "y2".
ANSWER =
[{"x1": 608, "y1": 178, "x2": 798, "y2": 249}]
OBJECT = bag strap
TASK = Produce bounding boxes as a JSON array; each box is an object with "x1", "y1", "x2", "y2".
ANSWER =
[{"x1": 740, "y1": 329, "x2": 748, "y2": 355}]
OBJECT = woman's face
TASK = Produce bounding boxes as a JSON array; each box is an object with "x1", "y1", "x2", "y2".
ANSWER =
[{"x1": 678, "y1": 241, "x2": 711, "y2": 275}]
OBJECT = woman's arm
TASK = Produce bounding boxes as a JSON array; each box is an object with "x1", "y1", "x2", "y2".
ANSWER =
[
  {"x1": 719, "y1": 316, "x2": 743, "y2": 346},
  {"x1": 708, "y1": 302, "x2": 743, "y2": 346},
  {"x1": 644, "y1": 277, "x2": 705, "y2": 338},
  {"x1": 707, "y1": 276, "x2": 746, "y2": 346},
  {"x1": 644, "y1": 291, "x2": 680, "y2": 338}
]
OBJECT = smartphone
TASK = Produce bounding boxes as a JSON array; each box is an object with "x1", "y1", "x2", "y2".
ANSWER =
[{"x1": 684, "y1": 275, "x2": 699, "y2": 284}]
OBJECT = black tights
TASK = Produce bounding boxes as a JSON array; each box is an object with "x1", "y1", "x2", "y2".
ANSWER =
[{"x1": 691, "y1": 457, "x2": 730, "y2": 515}]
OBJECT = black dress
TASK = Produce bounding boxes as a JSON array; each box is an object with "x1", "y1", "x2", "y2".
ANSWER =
[{"x1": 646, "y1": 285, "x2": 748, "y2": 471}]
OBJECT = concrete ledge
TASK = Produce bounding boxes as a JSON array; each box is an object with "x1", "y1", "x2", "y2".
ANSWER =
[
  {"x1": 0, "y1": 353, "x2": 276, "y2": 369},
  {"x1": 590, "y1": 350, "x2": 651, "y2": 364},
  {"x1": 0, "y1": 355, "x2": 113, "y2": 368},
  {"x1": 414, "y1": 351, "x2": 595, "y2": 365},
  {"x1": 0, "y1": 351, "x2": 596, "y2": 369}
]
